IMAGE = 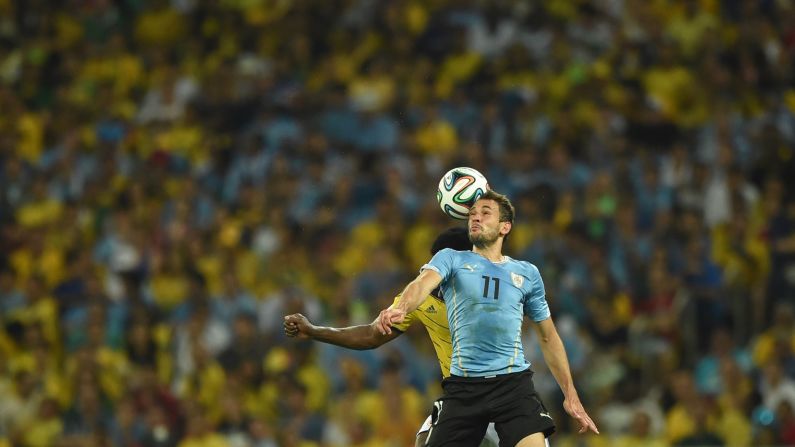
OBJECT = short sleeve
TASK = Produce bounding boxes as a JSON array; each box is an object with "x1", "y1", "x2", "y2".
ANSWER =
[
  {"x1": 388, "y1": 294, "x2": 416, "y2": 332},
  {"x1": 421, "y1": 248, "x2": 457, "y2": 284},
  {"x1": 523, "y1": 263, "x2": 551, "y2": 322}
]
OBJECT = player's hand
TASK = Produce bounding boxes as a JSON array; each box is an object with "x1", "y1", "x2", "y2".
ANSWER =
[
  {"x1": 283, "y1": 313, "x2": 314, "y2": 339},
  {"x1": 563, "y1": 393, "x2": 599, "y2": 435},
  {"x1": 375, "y1": 308, "x2": 406, "y2": 335}
]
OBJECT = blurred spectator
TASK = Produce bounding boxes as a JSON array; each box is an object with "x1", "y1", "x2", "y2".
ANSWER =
[
  {"x1": 673, "y1": 398, "x2": 724, "y2": 446},
  {"x1": 17, "y1": 397, "x2": 63, "y2": 447},
  {"x1": 108, "y1": 395, "x2": 146, "y2": 447},
  {"x1": 760, "y1": 361, "x2": 795, "y2": 413},
  {"x1": 694, "y1": 327, "x2": 752, "y2": 395},
  {"x1": 614, "y1": 410, "x2": 666, "y2": 447},
  {"x1": 211, "y1": 272, "x2": 257, "y2": 327},
  {"x1": 775, "y1": 400, "x2": 795, "y2": 445},
  {"x1": 0, "y1": 369, "x2": 44, "y2": 440},
  {"x1": 218, "y1": 313, "x2": 266, "y2": 374},
  {"x1": 278, "y1": 380, "x2": 325, "y2": 445},
  {"x1": 665, "y1": 371, "x2": 716, "y2": 444}
]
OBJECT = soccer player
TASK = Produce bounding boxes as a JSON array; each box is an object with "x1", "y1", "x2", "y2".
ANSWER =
[
  {"x1": 376, "y1": 190, "x2": 599, "y2": 447},
  {"x1": 283, "y1": 227, "x2": 500, "y2": 447}
]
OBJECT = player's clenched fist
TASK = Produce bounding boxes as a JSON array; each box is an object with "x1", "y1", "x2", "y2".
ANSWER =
[
  {"x1": 284, "y1": 313, "x2": 313, "y2": 339},
  {"x1": 376, "y1": 308, "x2": 407, "y2": 335}
]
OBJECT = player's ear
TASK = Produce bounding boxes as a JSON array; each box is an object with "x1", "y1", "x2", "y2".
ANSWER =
[{"x1": 500, "y1": 221, "x2": 511, "y2": 236}]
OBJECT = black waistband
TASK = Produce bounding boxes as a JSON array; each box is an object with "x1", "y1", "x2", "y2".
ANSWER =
[{"x1": 444, "y1": 368, "x2": 533, "y2": 384}]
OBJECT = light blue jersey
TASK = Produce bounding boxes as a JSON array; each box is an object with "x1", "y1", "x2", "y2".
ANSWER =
[{"x1": 422, "y1": 249, "x2": 550, "y2": 377}]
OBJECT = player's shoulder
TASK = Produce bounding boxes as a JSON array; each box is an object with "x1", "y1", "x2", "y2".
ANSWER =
[
  {"x1": 434, "y1": 248, "x2": 474, "y2": 260},
  {"x1": 435, "y1": 247, "x2": 468, "y2": 256}
]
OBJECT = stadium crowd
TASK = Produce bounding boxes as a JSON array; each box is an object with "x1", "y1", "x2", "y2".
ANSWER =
[{"x1": 2, "y1": 0, "x2": 795, "y2": 446}]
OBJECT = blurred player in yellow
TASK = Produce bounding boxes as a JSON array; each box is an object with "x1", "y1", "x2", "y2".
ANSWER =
[{"x1": 284, "y1": 227, "x2": 500, "y2": 446}]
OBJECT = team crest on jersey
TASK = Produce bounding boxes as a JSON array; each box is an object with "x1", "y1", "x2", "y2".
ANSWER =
[{"x1": 510, "y1": 272, "x2": 524, "y2": 288}]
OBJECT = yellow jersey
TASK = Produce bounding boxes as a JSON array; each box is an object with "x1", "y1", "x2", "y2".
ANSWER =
[{"x1": 390, "y1": 294, "x2": 452, "y2": 378}]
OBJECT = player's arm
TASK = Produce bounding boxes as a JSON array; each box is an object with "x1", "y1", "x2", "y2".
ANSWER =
[
  {"x1": 532, "y1": 317, "x2": 599, "y2": 435},
  {"x1": 376, "y1": 269, "x2": 442, "y2": 335},
  {"x1": 283, "y1": 313, "x2": 402, "y2": 349}
]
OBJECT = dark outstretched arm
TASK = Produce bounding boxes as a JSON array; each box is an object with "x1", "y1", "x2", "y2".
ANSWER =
[{"x1": 284, "y1": 313, "x2": 402, "y2": 349}]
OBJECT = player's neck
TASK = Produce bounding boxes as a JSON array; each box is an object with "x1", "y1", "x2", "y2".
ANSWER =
[{"x1": 473, "y1": 243, "x2": 504, "y2": 263}]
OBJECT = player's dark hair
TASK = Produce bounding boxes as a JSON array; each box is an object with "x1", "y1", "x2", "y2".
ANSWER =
[
  {"x1": 478, "y1": 190, "x2": 515, "y2": 223},
  {"x1": 430, "y1": 228, "x2": 471, "y2": 300},
  {"x1": 431, "y1": 227, "x2": 471, "y2": 255}
]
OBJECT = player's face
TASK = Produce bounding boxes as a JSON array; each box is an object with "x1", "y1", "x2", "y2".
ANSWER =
[{"x1": 468, "y1": 200, "x2": 508, "y2": 247}]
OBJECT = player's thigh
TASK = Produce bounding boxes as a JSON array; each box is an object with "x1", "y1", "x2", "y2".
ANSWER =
[
  {"x1": 493, "y1": 395, "x2": 554, "y2": 447},
  {"x1": 426, "y1": 399, "x2": 489, "y2": 447},
  {"x1": 514, "y1": 432, "x2": 546, "y2": 447},
  {"x1": 416, "y1": 414, "x2": 432, "y2": 447},
  {"x1": 479, "y1": 422, "x2": 499, "y2": 447},
  {"x1": 416, "y1": 431, "x2": 428, "y2": 447}
]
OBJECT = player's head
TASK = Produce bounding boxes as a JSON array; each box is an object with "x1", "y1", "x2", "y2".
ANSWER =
[
  {"x1": 431, "y1": 227, "x2": 472, "y2": 255},
  {"x1": 468, "y1": 189, "x2": 514, "y2": 248}
]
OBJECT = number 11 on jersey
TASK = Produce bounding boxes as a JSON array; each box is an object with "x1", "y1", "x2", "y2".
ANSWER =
[{"x1": 481, "y1": 276, "x2": 500, "y2": 300}]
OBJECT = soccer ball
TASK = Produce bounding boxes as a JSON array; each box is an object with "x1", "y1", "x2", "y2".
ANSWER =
[{"x1": 437, "y1": 167, "x2": 489, "y2": 220}]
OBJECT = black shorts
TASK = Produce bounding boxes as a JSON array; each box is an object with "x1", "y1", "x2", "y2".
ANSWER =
[{"x1": 425, "y1": 370, "x2": 555, "y2": 447}]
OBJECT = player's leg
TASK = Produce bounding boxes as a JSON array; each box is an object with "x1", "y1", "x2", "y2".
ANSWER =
[
  {"x1": 513, "y1": 432, "x2": 546, "y2": 447},
  {"x1": 415, "y1": 414, "x2": 432, "y2": 447},
  {"x1": 493, "y1": 404, "x2": 553, "y2": 447},
  {"x1": 416, "y1": 432, "x2": 428, "y2": 447},
  {"x1": 479, "y1": 422, "x2": 500, "y2": 447},
  {"x1": 489, "y1": 372, "x2": 555, "y2": 447},
  {"x1": 425, "y1": 396, "x2": 489, "y2": 447},
  {"x1": 516, "y1": 434, "x2": 551, "y2": 447}
]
